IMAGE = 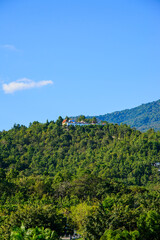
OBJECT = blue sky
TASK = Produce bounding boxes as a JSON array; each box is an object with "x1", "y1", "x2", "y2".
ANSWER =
[{"x1": 0, "y1": 0, "x2": 160, "y2": 130}]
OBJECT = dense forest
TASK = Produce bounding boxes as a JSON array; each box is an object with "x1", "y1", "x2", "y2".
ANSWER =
[
  {"x1": 0, "y1": 117, "x2": 160, "y2": 239},
  {"x1": 90, "y1": 99, "x2": 160, "y2": 132}
]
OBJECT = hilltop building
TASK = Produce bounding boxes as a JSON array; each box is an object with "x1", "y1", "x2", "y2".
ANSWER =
[
  {"x1": 62, "y1": 119, "x2": 91, "y2": 126},
  {"x1": 62, "y1": 118, "x2": 105, "y2": 126}
]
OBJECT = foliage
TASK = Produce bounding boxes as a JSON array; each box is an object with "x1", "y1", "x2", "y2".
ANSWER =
[
  {"x1": 100, "y1": 229, "x2": 140, "y2": 240},
  {"x1": 10, "y1": 224, "x2": 59, "y2": 240},
  {"x1": 0, "y1": 119, "x2": 160, "y2": 239},
  {"x1": 137, "y1": 210, "x2": 160, "y2": 240}
]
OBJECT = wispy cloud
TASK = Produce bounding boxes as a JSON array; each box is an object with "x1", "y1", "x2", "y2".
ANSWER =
[
  {"x1": 1, "y1": 44, "x2": 18, "y2": 51},
  {"x1": 2, "y1": 78, "x2": 53, "y2": 94}
]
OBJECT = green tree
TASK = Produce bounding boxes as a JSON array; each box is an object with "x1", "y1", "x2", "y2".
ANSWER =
[
  {"x1": 92, "y1": 117, "x2": 97, "y2": 123},
  {"x1": 100, "y1": 229, "x2": 139, "y2": 240},
  {"x1": 10, "y1": 224, "x2": 59, "y2": 240},
  {"x1": 5, "y1": 205, "x2": 65, "y2": 237},
  {"x1": 77, "y1": 115, "x2": 86, "y2": 122},
  {"x1": 137, "y1": 210, "x2": 160, "y2": 240},
  {"x1": 56, "y1": 116, "x2": 63, "y2": 126}
]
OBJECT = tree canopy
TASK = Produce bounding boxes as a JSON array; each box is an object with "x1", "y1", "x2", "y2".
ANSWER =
[{"x1": 0, "y1": 119, "x2": 160, "y2": 239}]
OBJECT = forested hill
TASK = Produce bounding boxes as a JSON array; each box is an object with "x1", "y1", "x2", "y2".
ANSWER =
[
  {"x1": 1, "y1": 120, "x2": 160, "y2": 239},
  {"x1": 1, "y1": 119, "x2": 160, "y2": 185},
  {"x1": 92, "y1": 99, "x2": 160, "y2": 132}
]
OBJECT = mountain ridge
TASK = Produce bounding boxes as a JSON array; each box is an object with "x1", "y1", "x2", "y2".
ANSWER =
[{"x1": 88, "y1": 99, "x2": 160, "y2": 131}]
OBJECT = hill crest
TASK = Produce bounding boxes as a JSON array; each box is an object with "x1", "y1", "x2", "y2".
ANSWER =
[{"x1": 90, "y1": 99, "x2": 160, "y2": 131}]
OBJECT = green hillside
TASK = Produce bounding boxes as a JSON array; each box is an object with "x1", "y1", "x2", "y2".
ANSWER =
[
  {"x1": 1, "y1": 119, "x2": 160, "y2": 183},
  {"x1": 1, "y1": 120, "x2": 160, "y2": 239},
  {"x1": 94, "y1": 99, "x2": 160, "y2": 131}
]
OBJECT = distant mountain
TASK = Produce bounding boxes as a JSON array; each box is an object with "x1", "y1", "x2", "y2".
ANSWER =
[{"x1": 92, "y1": 99, "x2": 160, "y2": 132}]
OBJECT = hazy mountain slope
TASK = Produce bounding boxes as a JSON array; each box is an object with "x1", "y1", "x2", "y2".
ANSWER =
[{"x1": 94, "y1": 99, "x2": 160, "y2": 131}]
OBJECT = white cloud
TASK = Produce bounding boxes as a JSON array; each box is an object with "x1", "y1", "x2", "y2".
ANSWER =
[
  {"x1": 1, "y1": 44, "x2": 18, "y2": 51},
  {"x1": 2, "y1": 78, "x2": 53, "y2": 94}
]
